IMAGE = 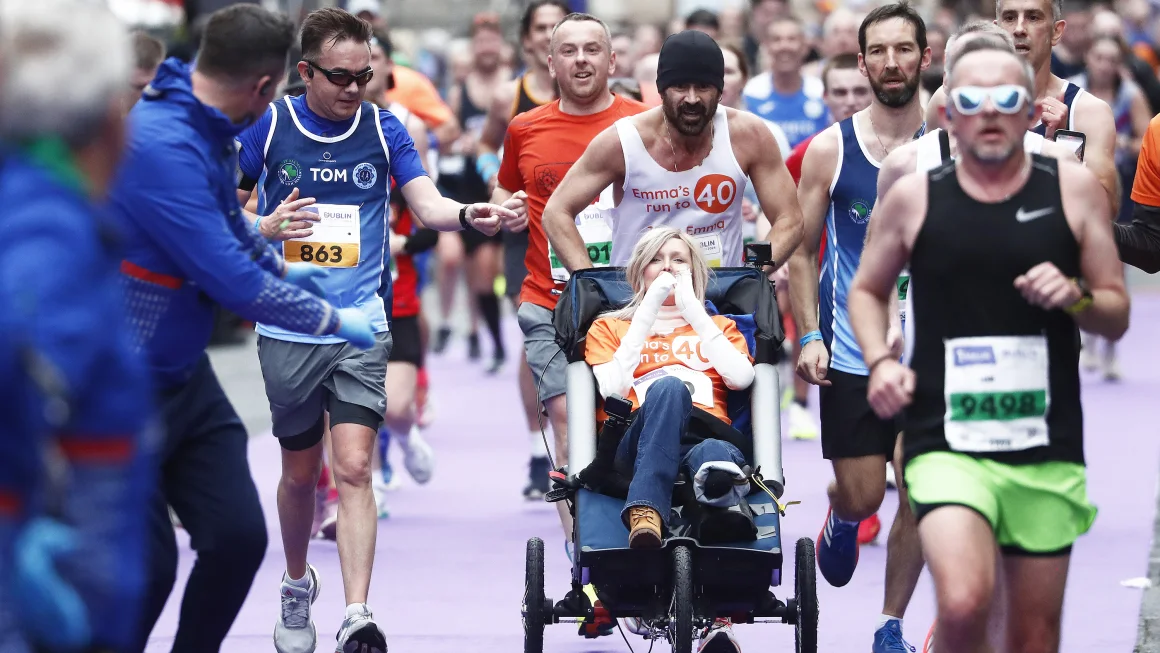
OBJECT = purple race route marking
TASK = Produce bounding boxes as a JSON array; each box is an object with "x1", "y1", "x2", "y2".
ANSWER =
[{"x1": 146, "y1": 295, "x2": 1160, "y2": 652}]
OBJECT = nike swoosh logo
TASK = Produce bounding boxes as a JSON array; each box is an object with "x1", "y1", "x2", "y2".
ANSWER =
[{"x1": 1016, "y1": 206, "x2": 1054, "y2": 222}]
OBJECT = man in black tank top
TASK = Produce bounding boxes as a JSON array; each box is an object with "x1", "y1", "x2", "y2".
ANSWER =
[{"x1": 848, "y1": 48, "x2": 1128, "y2": 653}]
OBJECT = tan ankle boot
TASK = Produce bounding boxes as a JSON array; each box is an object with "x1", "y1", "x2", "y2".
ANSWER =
[{"x1": 628, "y1": 506, "x2": 663, "y2": 548}]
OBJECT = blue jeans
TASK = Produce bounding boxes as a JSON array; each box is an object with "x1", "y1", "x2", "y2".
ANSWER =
[{"x1": 614, "y1": 376, "x2": 746, "y2": 527}]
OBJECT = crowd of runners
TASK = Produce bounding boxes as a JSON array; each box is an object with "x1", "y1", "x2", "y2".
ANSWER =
[{"x1": 0, "y1": 0, "x2": 1154, "y2": 650}]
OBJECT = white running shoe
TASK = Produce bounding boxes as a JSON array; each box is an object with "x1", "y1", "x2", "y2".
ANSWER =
[
  {"x1": 372, "y1": 481, "x2": 390, "y2": 519},
  {"x1": 274, "y1": 564, "x2": 321, "y2": 653},
  {"x1": 1080, "y1": 333, "x2": 1099, "y2": 372},
  {"x1": 334, "y1": 603, "x2": 387, "y2": 653},
  {"x1": 621, "y1": 617, "x2": 651, "y2": 637},
  {"x1": 318, "y1": 500, "x2": 338, "y2": 541},
  {"x1": 397, "y1": 425, "x2": 434, "y2": 484},
  {"x1": 698, "y1": 618, "x2": 741, "y2": 652},
  {"x1": 788, "y1": 402, "x2": 819, "y2": 440}
]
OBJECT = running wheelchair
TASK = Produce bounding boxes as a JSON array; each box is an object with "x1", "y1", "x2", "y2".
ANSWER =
[{"x1": 521, "y1": 244, "x2": 818, "y2": 653}]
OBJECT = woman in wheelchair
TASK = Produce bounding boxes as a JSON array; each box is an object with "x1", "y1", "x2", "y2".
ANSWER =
[{"x1": 584, "y1": 227, "x2": 756, "y2": 549}]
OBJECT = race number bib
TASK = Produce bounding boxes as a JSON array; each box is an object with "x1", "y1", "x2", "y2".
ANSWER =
[
  {"x1": 693, "y1": 232, "x2": 723, "y2": 268},
  {"x1": 943, "y1": 335, "x2": 1050, "y2": 453},
  {"x1": 284, "y1": 204, "x2": 360, "y2": 268},
  {"x1": 897, "y1": 269, "x2": 911, "y2": 326},
  {"x1": 548, "y1": 186, "x2": 614, "y2": 282},
  {"x1": 633, "y1": 364, "x2": 714, "y2": 409}
]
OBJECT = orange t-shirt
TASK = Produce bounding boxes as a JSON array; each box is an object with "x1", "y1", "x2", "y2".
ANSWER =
[
  {"x1": 1132, "y1": 114, "x2": 1160, "y2": 207},
  {"x1": 584, "y1": 315, "x2": 753, "y2": 424},
  {"x1": 385, "y1": 66, "x2": 454, "y2": 129},
  {"x1": 497, "y1": 96, "x2": 648, "y2": 310}
]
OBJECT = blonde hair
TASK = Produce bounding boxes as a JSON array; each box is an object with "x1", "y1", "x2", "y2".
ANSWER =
[{"x1": 606, "y1": 227, "x2": 711, "y2": 321}]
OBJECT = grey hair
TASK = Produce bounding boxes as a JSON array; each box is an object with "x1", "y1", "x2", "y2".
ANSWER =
[
  {"x1": 996, "y1": 0, "x2": 1064, "y2": 22},
  {"x1": 945, "y1": 20, "x2": 1016, "y2": 71},
  {"x1": 0, "y1": 0, "x2": 131, "y2": 146},
  {"x1": 550, "y1": 12, "x2": 612, "y2": 53},
  {"x1": 947, "y1": 39, "x2": 1036, "y2": 99}
]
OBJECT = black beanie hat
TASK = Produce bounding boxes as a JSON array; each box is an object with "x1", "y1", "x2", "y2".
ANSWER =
[{"x1": 656, "y1": 30, "x2": 725, "y2": 94}]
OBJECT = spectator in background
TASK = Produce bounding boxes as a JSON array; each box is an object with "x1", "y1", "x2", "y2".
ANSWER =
[
  {"x1": 718, "y1": 5, "x2": 747, "y2": 48},
  {"x1": 634, "y1": 23, "x2": 664, "y2": 57},
  {"x1": 685, "y1": 8, "x2": 721, "y2": 39},
  {"x1": 348, "y1": 0, "x2": 386, "y2": 29},
  {"x1": 1070, "y1": 34, "x2": 1151, "y2": 381},
  {"x1": 744, "y1": 0, "x2": 790, "y2": 71},
  {"x1": 634, "y1": 52, "x2": 661, "y2": 107},
  {"x1": 0, "y1": 2, "x2": 157, "y2": 651},
  {"x1": 130, "y1": 31, "x2": 166, "y2": 102},
  {"x1": 802, "y1": 8, "x2": 860, "y2": 77},
  {"x1": 744, "y1": 16, "x2": 828, "y2": 148},
  {"x1": 1050, "y1": 0, "x2": 1093, "y2": 78},
  {"x1": 612, "y1": 30, "x2": 637, "y2": 77},
  {"x1": 921, "y1": 24, "x2": 949, "y2": 98},
  {"x1": 1091, "y1": 9, "x2": 1160, "y2": 115}
]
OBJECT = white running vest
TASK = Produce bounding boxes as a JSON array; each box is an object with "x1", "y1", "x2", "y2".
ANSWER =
[{"x1": 612, "y1": 110, "x2": 748, "y2": 267}]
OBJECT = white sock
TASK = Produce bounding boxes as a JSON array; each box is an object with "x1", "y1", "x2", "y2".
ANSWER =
[
  {"x1": 286, "y1": 569, "x2": 311, "y2": 588},
  {"x1": 829, "y1": 509, "x2": 861, "y2": 527},
  {"x1": 530, "y1": 429, "x2": 549, "y2": 457},
  {"x1": 876, "y1": 614, "x2": 901, "y2": 631}
]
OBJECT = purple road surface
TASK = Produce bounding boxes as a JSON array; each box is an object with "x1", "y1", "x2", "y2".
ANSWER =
[{"x1": 145, "y1": 295, "x2": 1160, "y2": 652}]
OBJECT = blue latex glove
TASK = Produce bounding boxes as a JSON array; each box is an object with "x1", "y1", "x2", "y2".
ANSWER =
[
  {"x1": 13, "y1": 518, "x2": 90, "y2": 651},
  {"x1": 335, "y1": 307, "x2": 375, "y2": 349},
  {"x1": 283, "y1": 262, "x2": 330, "y2": 298}
]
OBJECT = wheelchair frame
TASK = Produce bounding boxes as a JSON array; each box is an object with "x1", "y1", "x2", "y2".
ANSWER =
[{"x1": 522, "y1": 246, "x2": 818, "y2": 653}]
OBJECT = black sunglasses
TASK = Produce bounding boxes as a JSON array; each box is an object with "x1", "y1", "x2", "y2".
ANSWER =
[{"x1": 305, "y1": 61, "x2": 374, "y2": 87}]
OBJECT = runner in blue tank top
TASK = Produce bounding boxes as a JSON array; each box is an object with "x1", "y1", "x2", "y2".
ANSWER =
[
  {"x1": 742, "y1": 16, "x2": 831, "y2": 148},
  {"x1": 233, "y1": 9, "x2": 521, "y2": 653},
  {"x1": 926, "y1": 0, "x2": 1121, "y2": 216},
  {"x1": 788, "y1": 5, "x2": 931, "y2": 652}
]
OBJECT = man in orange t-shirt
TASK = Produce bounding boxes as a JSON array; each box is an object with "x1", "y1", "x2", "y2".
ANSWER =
[
  {"x1": 1119, "y1": 113, "x2": 1160, "y2": 273},
  {"x1": 492, "y1": 13, "x2": 647, "y2": 536}
]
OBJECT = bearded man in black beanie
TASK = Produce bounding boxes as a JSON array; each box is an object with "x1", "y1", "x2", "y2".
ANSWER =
[{"x1": 543, "y1": 29, "x2": 803, "y2": 278}]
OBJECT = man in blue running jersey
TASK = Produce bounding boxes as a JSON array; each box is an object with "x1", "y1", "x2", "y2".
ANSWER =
[
  {"x1": 925, "y1": 0, "x2": 1120, "y2": 215},
  {"x1": 743, "y1": 16, "x2": 831, "y2": 148},
  {"x1": 789, "y1": 4, "x2": 930, "y2": 652},
  {"x1": 234, "y1": 9, "x2": 520, "y2": 653}
]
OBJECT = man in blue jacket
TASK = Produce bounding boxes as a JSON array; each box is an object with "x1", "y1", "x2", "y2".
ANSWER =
[
  {"x1": 0, "y1": 2, "x2": 158, "y2": 652},
  {"x1": 106, "y1": 5, "x2": 377, "y2": 651}
]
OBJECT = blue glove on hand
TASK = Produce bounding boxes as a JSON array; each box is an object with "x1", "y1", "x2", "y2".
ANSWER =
[
  {"x1": 13, "y1": 518, "x2": 90, "y2": 651},
  {"x1": 335, "y1": 307, "x2": 375, "y2": 350},
  {"x1": 283, "y1": 262, "x2": 330, "y2": 298}
]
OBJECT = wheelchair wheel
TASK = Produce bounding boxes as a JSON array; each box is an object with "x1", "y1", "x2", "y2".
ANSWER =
[
  {"x1": 524, "y1": 537, "x2": 546, "y2": 653},
  {"x1": 670, "y1": 545, "x2": 694, "y2": 653},
  {"x1": 794, "y1": 537, "x2": 818, "y2": 653}
]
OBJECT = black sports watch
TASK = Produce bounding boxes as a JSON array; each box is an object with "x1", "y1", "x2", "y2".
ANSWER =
[{"x1": 459, "y1": 204, "x2": 474, "y2": 231}]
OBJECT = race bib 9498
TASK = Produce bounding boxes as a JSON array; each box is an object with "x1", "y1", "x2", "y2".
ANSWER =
[{"x1": 943, "y1": 335, "x2": 1050, "y2": 453}]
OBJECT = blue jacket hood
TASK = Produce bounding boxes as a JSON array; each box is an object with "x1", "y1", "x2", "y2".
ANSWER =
[{"x1": 142, "y1": 58, "x2": 252, "y2": 142}]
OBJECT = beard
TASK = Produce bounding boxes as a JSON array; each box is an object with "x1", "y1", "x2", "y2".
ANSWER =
[
  {"x1": 967, "y1": 138, "x2": 1019, "y2": 164},
  {"x1": 869, "y1": 68, "x2": 921, "y2": 108},
  {"x1": 662, "y1": 94, "x2": 719, "y2": 136}
]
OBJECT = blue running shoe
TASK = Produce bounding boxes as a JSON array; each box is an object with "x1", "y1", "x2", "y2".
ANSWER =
[
  {"x1": 873, "y1": 620, "x2": 916, "y2": 653},
  {"x1": 378, "y1": 427, "x2": 394, "y2": 486},
  {"x1": 816, "y1": 506, "x2": 860, "y2": 587}
]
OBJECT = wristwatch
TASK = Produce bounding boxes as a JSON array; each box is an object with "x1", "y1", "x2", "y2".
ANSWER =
[
  {"x1": 1064, "y1": 277, "x2": 1093, "y2": 315},
  {"x1": 459, "y1": 205, "x2": 473, "y2": 231}
]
